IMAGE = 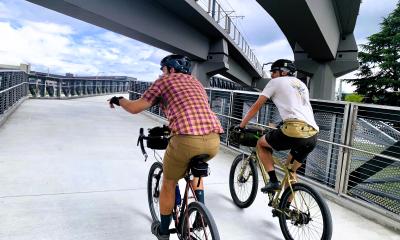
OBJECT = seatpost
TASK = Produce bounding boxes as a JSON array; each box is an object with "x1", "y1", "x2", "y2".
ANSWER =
[{"x1": 197, "y1": 176, "x2": 202, "y2": 188}]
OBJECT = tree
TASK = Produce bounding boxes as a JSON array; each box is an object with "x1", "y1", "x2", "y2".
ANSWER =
[
  {"x1": 345, "y1": 93, "x2": 364, "y2": 103},
  {"x1": 346, "y1": 2, "x2": 400, "y2": 106}
]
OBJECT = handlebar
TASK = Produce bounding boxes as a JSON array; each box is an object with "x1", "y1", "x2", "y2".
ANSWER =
[{"x1": 137, "y1": 128, "x2": 148, "y2": 161}]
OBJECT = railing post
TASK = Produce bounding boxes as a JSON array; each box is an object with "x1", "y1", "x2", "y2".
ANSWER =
[
  {"x1": 226, "y1": 91, "x2": 234, "y2": 146},
  {"x1": 211, "y1": 0, "x2": 216, "y2": 18},
  {"x1": 338, "y1": 104, "x2": 358, "y2": 195},
  {"x1": 225, "y1": 14, "x2": 230, "y2": 33},
  {"x1": 217, "y1": 4, "x2": 221, "y2": 23}
]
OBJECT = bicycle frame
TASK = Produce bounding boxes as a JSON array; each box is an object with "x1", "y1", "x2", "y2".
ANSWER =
[
  {"x1": 240, "y1": 148, "x2": 298, "y2": 210},
  {"x1": 172, "y1": 174, "x2": 199, "y2": 234}
]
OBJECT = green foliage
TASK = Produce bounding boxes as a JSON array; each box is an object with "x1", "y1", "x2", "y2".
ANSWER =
[
  {"x1": 346, "y1": 2, "x2": 400, "y2": 106},
  {"x1": 344, "y1": 93, "x2": 364, "y2": 103}
]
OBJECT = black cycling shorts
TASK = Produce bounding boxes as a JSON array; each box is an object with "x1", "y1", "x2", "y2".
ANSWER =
[{"x1": 264, "y1": 128, "x2": 318, "y2": 163}]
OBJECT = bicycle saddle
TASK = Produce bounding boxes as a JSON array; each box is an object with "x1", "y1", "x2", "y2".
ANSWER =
[{"x1": 189, "y1": 154, "x2": 210, "y2": 164}]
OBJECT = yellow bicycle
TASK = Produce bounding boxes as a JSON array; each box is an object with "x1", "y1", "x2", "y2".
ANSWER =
[{"x1": 229, "y1": 126, "x2": 332, "y2": 240}]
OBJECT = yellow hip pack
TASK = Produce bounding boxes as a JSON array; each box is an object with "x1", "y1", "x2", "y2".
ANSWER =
[{"x1": 281, "y1": 119, "x2": 318, "y2": 138}]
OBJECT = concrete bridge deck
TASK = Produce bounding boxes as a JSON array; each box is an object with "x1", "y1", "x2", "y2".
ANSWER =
[{"x1": 0, "y1": 95, "x2": 398, "y2": 240}]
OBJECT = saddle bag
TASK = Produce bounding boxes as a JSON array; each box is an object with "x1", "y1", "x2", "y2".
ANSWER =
[{"x1": 191, "y1": 161, "x2": 210, "y2": 177}]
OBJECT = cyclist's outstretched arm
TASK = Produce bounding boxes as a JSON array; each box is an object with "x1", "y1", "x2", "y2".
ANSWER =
[
  {"x1": 119, "y1": 98, "x2": 152, "y2": 114},
  {"x1": 240, "y1": 95, "x2": 268, "y2": 128}
]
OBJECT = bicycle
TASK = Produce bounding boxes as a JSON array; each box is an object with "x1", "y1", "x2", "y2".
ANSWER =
[
  {"x1": 137, "y1": 126, "x2": 220, "y2": 240},
  {"x1": 228, "y1": 126, "x2": 332, "y2": 240}
]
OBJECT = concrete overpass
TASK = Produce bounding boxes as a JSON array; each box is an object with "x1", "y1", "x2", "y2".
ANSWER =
[
  {"x1": 26, "y1": 0, "x2": 361, "y2": 100},
  {"x1": 25, "y1": 0, "x2": 264, "y2": 88},
  {"x1": 257, "y1": 0, "x2": 361, "y2": 99}
]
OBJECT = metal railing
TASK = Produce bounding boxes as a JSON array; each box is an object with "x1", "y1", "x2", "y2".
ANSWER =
[
  {"x1": 0, "y1": 70, "x2": 28, "y2": 116},
  {"x1": 194, "y1": 0, "x2": 263, "y2": 75},
  {"x1": 128, "y1": 81, "x2": 400, "y2": 223},
  {"x1": 343, "y1": 104, "x2": 400, "y2": 217},
  {"x1": 0, "y1": 70, "x2": 133, "y2": 122}
]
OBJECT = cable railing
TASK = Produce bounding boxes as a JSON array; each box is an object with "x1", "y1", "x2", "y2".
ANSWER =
[
  {"x1": 0, "y1": 71, "x2": 28, "y2": 116},
  {"x1": 0, "y1": 70, "x2": 133, "y2": 121},
  {"x1": 194, "y1": 0, "x2": 263, "y2": 75},
  {"x1": 128, "y1": 80, "x2": 400, "y2": 222}
]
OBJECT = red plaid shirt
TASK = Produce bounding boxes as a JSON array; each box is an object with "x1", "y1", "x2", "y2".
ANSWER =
[{"x1": 142, "y1": 73, "x2": 223, "y2": 135}]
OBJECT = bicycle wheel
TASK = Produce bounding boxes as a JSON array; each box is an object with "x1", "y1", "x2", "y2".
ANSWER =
[
  {"x1": 147, "y1": 161, "x2": 163, "y2": 222},
  {"x1": 181, "y1": 201, "x2": 220, "y2": 240},
  {"x1": 229, "y1": 153, "x2": 258, "y2": 208},
  {"x1": 278, "y1": 183, "x2": 332, "y2": 240}
]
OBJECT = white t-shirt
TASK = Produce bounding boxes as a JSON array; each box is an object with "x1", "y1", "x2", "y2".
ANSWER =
[{"x1": 261, "y1": 76, "x2": 319, "y2": 131}]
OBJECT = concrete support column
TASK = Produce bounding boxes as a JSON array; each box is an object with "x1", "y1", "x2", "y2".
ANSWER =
[
  {"x1": 57, "y1": 79, "x2": 62, "y2": 98},
  {"x1": 191, "y1": 38, "x2": 229, "y2": 86},
  {"x1": 309, "y1": 63, "x2": 336, "y2": 100},
  {"x1": 82, "y1": 81, "x2": 87, "y2": 95}
]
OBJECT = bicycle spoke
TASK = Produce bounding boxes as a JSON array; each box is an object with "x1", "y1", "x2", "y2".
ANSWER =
[
  {"x1": 182, "y1": 206, "x2": 215, "y2": 240},
  {"x1": 284, "y1": 188, "x2": 326, "y2": 240},
  {"x1": 234, "y1": 162, "x2": 252, "y2": 202}
]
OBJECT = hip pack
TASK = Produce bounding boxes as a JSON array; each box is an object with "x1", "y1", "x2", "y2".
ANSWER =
[{"x1": 281, "y1": 119, "x2": 318, "y2": 138}]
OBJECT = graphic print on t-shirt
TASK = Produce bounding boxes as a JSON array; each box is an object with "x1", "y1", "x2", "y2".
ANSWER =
[{"x1": 291, "y1": 82, "x2": 307, "y2": 105}]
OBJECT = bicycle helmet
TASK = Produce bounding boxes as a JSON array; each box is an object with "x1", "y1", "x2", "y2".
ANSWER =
[
  {"x1": 160, "y1": 54, "x2": 191, "y2": 74},
  {"x1": 270, "y1": 59, "x2": 296, "y2": 76}
]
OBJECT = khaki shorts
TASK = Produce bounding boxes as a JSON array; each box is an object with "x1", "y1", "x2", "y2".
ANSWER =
[{"x1": 163, "y1": 133, "x2": 220, "y2": 180}]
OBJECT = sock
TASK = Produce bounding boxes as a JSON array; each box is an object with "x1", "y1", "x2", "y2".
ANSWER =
[
  {"x1": 160, "y1": 214, "x2": 172, "y2": 235},
  {"x1": 195, "y1": 190, "x2": 205, "y2": 204},
  {"x1": 267, "y1": 170, "x2": 278, "y2": 183},
  {"x1": 285, "y1": 201, "x2": 292, "y2": 209}
]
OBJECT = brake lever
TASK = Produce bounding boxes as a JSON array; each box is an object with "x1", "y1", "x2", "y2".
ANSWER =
[{"x1": 138, "y1": 128, "x2": 148, "y2": 161}]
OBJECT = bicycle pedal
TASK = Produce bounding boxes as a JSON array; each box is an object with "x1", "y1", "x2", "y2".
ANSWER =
[
  {"x1": 261, "y1": 188, "x2": 277, "y2": 194},
  {"x1": 261, "y1": 188, "x2": 272, "y2": 194},
  {"x1": 271, "y1": 209, "x2": 279, "y2": 218}
]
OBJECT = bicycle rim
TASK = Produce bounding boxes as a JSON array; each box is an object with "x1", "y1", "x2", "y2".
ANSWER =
[
  {"x1": 279, "y1": 183, "x2": 332, "y2": 240},
  {"x1": 229, "y1": 154, "x2": 258, "y2": 208},
  {"x1": 147, "y1": 162, "x2": 163, "y2": 222},
  {"x1": 181, "y1": 202, "x2": 220, "y2": 240}
]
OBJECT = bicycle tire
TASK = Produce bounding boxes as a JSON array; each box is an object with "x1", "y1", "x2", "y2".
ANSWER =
[
  {"x1": 147, "y1": 161, "x2": 163, "y2": 222},
  {"x1": 181, "y1": 201, "x2": 220, "y2": 240},
  {"x1": 229, "y1": 153, "x2": 259, "y2": 208},
  {"x1": 278, "y1": 183, "x2": 332, "y2": 240}
]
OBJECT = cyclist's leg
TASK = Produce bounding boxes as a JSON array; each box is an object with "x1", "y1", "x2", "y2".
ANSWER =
[
  {"x1": 258, "y1": 129, "x2": 291, "y2": 191},
  {"x1": 287, "y1": 133, "x2": 318, "y2": 177},
  {"x1": 156, "y1": 136, "x2": 190, "y2": 236},
  {"x1": 258, "y1": 137, "x2": 280, "y2": 192},
  {"x1": 283, "y1": 135, "x2": 318, "y2": 207},
  {"x1": 158, "y1": 177, "x2": 177, "y2": 235},
  {"x1": 285, "y1": 154, "x2": 302, "y2": 181},
  {"x1": 256, "y1": 136, "x2": 274, "y2": 171}
]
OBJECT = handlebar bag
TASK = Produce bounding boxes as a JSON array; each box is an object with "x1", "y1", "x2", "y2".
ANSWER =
[{"x1": 147, "y1": 125, "x2": 171, "y2": 150}]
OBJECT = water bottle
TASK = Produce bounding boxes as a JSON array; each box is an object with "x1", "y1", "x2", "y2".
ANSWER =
[{"x1": 175, "y1": 184, "x2": 182, "y2": 206}]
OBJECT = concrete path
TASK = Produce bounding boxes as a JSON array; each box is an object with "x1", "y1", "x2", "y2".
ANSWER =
[{"x1": 0, "y1": 95, "x2": 398, "y2": 240}]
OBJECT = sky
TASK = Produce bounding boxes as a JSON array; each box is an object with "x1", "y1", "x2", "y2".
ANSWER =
[{"x1": 0, "y1": 0, "x2": 398, "y2": 92}]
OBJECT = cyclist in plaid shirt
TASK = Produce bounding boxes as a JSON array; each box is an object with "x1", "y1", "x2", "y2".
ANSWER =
[{"x1": 109, "y1": 54, "x2": 223, "y2": 239}]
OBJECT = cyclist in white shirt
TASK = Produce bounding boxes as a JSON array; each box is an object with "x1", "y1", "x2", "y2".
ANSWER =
[{"x1": 239, "y1": 59, "x2": 319, "y2": 193}]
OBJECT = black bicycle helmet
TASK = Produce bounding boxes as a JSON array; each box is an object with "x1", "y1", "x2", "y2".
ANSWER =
[
  {"x1": 270, "y1": 59, "x2": 296, "y2": 76},
  {"x1": 160, "y1": 54, "x2": 191, "y2": 74}
]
